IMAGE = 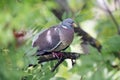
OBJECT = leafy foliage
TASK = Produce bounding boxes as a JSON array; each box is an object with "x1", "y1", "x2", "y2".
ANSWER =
[{"x1": 0, "y1": 0, "x2": 120, "y2": 80}]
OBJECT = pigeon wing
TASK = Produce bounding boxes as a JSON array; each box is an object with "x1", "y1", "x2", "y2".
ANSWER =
[{"x1": 32, "y1": 26, "x2": 62, "y2": 52}]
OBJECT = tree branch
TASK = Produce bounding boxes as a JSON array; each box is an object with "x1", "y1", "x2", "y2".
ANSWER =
[
  {"x1": 37, "y1": 52, "x2": 80, "y2": 63},
  {"x1": 50, "y1": 1, "x2": 102, "y2": 52},
  {"x1": 34, "y1": 52, "x2": 80, "y2": 72},
  {"x1": 74, "y1": 23, "x2": 102, "y2": 52}
]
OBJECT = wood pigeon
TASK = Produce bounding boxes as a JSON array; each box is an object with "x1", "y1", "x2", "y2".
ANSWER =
[{"x1": 32, "y1": 18, "x2": 76, "y2": 56}]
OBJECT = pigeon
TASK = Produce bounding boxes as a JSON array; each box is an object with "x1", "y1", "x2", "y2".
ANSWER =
[{"x1": 32, "y1": 18, "x2": 76, "y2": 56}]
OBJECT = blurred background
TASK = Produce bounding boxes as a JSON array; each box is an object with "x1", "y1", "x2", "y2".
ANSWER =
[{"x1": 0, "y1": 0, "x2": 120, "y2": 80}]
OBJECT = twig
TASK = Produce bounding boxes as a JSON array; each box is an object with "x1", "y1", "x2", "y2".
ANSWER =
[
  {"x1": 103, "y1": 0, "x2": 120, "y2": 35},
  {"x1": 51, "y1": 58, "x2": 64, "y2": 72},
  {"x1": 71, "y1": 59, "x2": 76, "y2": 66}
]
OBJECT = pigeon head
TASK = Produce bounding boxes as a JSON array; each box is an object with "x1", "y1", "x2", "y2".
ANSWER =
[{"x1": 61, "y1": 18, "x2": 77, "y2": 29}]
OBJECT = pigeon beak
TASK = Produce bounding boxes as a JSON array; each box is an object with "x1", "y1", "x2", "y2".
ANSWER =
[{"x1": 72, "y1": 23, "x2": 77, "y2": 27}]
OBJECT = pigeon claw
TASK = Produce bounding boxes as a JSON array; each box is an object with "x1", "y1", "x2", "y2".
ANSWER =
[{"x1": 52, "y1": 52, "x2": 64, "y2": 60}]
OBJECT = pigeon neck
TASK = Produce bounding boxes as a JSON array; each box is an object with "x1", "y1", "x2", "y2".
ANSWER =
[
  {"x1": 61, "y1": 25, "x2": 68, "y2": 29},
  {"x1": 60, "y1": 23, "x2": 73, "y2": 29}
]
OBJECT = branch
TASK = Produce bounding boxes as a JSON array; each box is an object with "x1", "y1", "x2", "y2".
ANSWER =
[
  {"x1": 50, "y1": 0, "x2": 102, "y2": 52},
  {"x1": 37, "y1": 52, "x2": 80, "y2": 63},
  {"x1": 74, "y1": 23, "x2": 102, "y2": 52},
  {"x1": 33, "y1": 52, "x2": 80, "y2": 72}
]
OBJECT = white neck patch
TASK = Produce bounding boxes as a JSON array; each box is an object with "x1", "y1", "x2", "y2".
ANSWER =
[{"x1": 62, "y1": 25, "x2": 68, "y2": 29}]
